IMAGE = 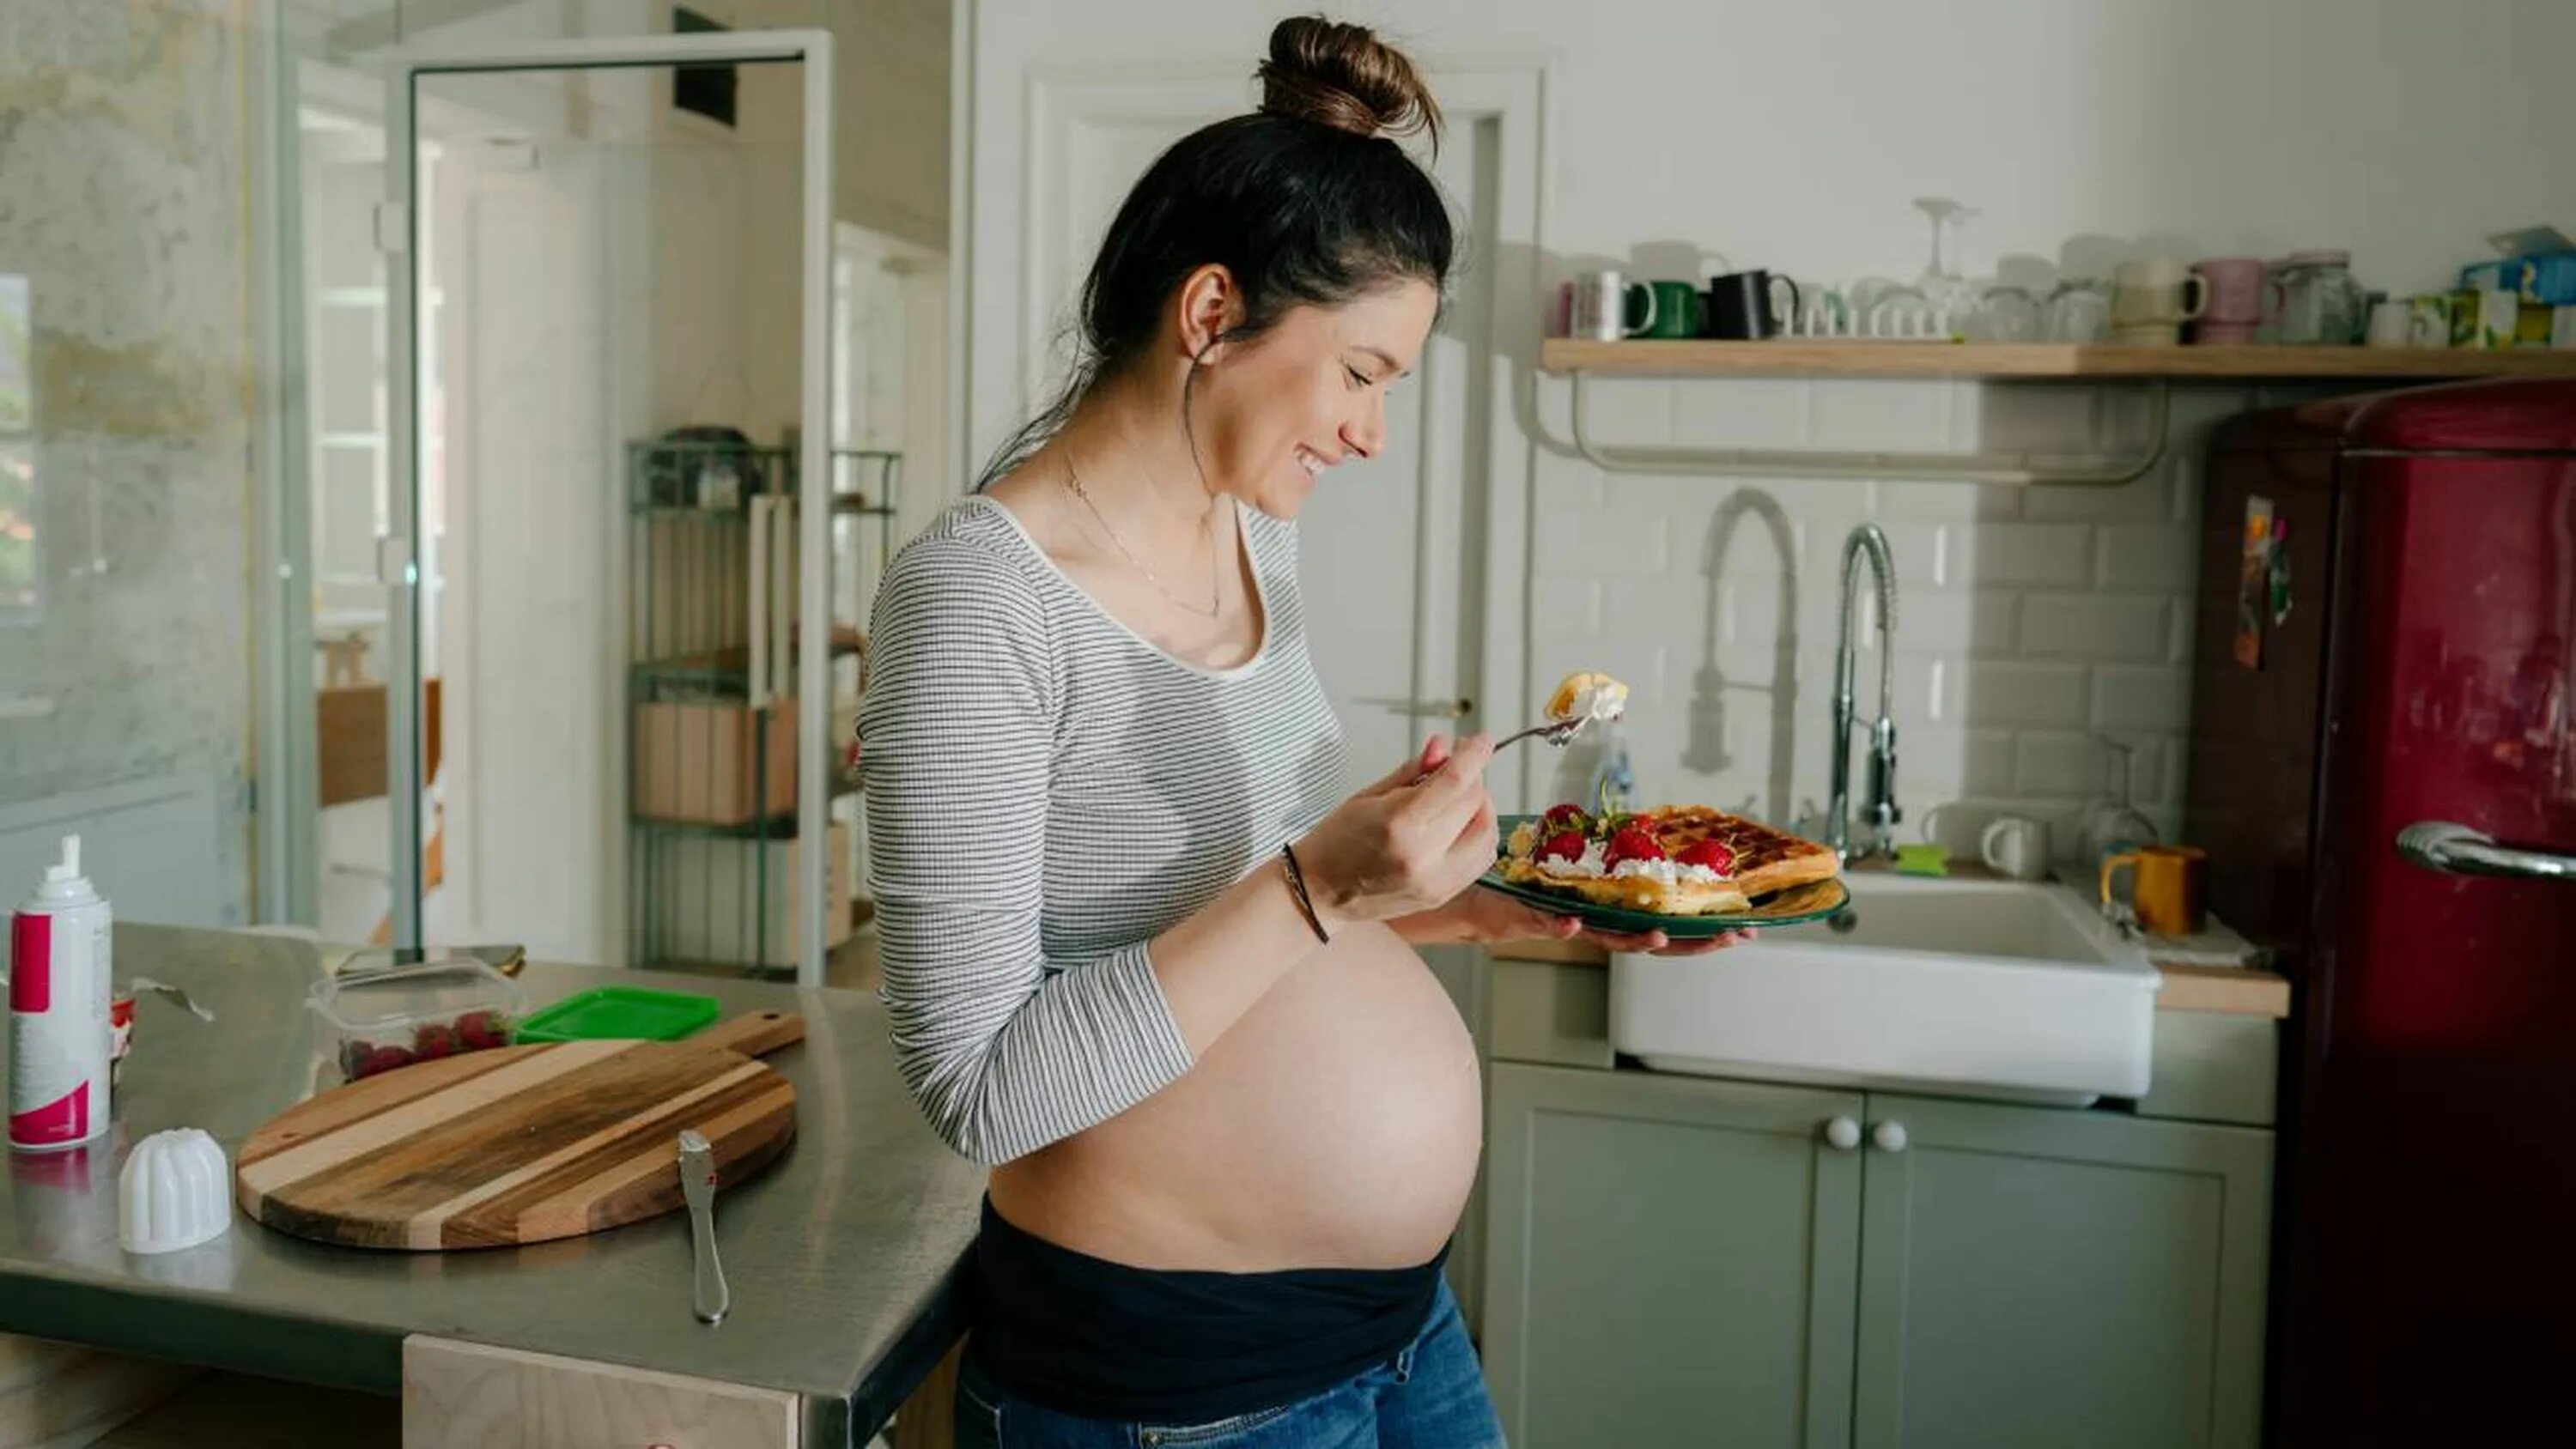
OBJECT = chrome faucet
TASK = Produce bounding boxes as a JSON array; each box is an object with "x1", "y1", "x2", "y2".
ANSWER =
[{"x1": 1827, "y1": 524, "x2": 1899, "y2": 863}]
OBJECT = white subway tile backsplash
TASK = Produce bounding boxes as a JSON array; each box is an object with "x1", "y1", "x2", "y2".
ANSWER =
[
  {"x1": 1868, "y1": 478, "x2": 2025, "y2": 522},
  {"x1": 1530, "y1": 576, "x2": 1602, "y2": 638},
  {"x1": 1879, "y1": 588, "x2": 2018, "y2": 653},
  {"x1": 1536, "y1": 506, "x2": 1672, "y2": 576},
  {"x1": 1807, "y1": 379, "x2": 1955, "y2": 452},
  {"x1": 2093, "y1": 666, "x2": 2192, "y2": 731},
  {"x1": 2021, "y1": 463, "x2": 2173, "y2": 524},
  {"x1": 1957, "y1": 523, "x2": 2093, "y2": 588},
  {"x1": 1577, "y1": 376, "x2": 1674, "y2": 445},
  {"x1": 2096, "y1": 524, "x2": 2198, "y2": 590},
  {"x1": 1530, "y1": 387, "x2": 2233, "y2": 833},
  {"x1": 1668, "y1": 378, "x2": 1813, "y2": 450},
  {"x1": 2018, "y1": 594, "x2": 2169, "y2": 660},
  {"x1": 1963, "y1": 661, "x2": 2089, "y2": 728},
  {"x1": 2016, "y1": 731, "x2": 2111, "y2": 797},
  {"x1": 1955, "y1": 385, "x2": 2097, "y2": 456}
]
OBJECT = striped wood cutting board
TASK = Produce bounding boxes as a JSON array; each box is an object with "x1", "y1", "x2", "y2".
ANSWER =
[{"x1": 234, "y1": 1009, "x2": 804, "y2": 1250}]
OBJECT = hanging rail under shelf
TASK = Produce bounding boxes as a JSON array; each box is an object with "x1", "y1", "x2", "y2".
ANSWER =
[{"x1": 1564, "y1": 370, "x2": 2172, "y2": 487}]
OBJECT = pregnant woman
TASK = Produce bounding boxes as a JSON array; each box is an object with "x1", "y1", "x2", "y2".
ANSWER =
[{"x1": 860, "y1": 18, "x2": 1738, "y2": 1446}]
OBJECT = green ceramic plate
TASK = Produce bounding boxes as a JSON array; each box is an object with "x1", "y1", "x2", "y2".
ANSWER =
[{"x1": 1480, "y1": 815, "x2": 1852, "y2": 937}]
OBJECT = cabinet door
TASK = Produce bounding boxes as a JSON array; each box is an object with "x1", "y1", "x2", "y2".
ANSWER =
[
  {"x1": 1852, "y1": 1096, "x2": 2272, "y2": 1449},
  {"x1": 1483, "y1": 1064, "x2": 1865, "y2": 1449}
]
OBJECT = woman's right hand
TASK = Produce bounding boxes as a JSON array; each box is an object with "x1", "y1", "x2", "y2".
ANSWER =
[{"x1": 1294, "y1": 733, "x2": 1499, "y2": 929}]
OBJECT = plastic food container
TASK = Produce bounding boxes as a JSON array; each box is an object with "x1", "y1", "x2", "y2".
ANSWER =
[
  {"x1": 310, "y1": 955, "x2": 526, "y2": 1082},
  {"x1": 513, "y1": 985, "x2": 720, "y2": 1045}
]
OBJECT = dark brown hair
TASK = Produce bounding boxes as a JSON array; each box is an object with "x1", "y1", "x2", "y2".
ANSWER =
[{"x1": 978, "y1": 16, "x2": 1455, "y2": 487}]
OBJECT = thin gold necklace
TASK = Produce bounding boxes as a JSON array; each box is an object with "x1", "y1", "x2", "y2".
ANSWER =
[{"x1": 1062, "y1": 455, "x2": 1224, "y2": 619}]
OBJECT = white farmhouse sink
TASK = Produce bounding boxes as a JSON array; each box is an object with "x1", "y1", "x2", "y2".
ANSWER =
[{"x1": 1608, "y1": 874, "x2": 2160, "y2": 1105}]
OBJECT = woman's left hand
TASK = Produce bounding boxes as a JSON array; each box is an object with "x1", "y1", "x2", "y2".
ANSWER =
[{"x1": 1398, "y1": 881, "x2": 1754, "y2": 956}]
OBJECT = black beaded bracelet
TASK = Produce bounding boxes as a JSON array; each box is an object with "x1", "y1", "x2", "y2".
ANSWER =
[{"x1": 1279, "y1": 842, "x2": 1330, "y2": 944}]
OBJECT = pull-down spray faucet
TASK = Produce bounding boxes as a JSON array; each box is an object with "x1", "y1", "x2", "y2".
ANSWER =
[{"x1": 1827, "y1": 524, "x2": 1899, "y2": 863}]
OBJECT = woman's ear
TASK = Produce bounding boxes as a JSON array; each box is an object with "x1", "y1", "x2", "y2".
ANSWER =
[{"x1": 1174, "y1": 264, "x2": 1242, "y2": 364}]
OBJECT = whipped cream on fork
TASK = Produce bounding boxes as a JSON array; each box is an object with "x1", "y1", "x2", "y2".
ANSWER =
[{"x1": 1544, "y1": 670, "x2": 1630, "y2": 726}]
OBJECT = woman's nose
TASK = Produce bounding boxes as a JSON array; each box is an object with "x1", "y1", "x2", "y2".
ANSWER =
[{"x1": 1342, "y1": 396, "x2": 1386, "y2": 459}]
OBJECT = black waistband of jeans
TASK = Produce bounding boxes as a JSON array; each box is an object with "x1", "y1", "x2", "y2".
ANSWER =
[{"x1": 966, "y1": 1195, "x2": 1449, "y2": 1425}]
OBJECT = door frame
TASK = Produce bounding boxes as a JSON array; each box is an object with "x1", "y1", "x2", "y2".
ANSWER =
[
  {"x1": 963, "y1": 41, "x2": 1550, "y2": 806},
  {"x1": 383, "y1": 30, "x2": 837, "y2": 980}
]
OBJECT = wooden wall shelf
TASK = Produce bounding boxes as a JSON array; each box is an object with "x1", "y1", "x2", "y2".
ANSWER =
[{"x1": 1541, "y1": 338, "x2": 2576, "y2": 381}]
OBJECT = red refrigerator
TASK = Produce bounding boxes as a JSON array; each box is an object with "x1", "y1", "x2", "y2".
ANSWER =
[{"x1": 2190, "y1": 379, "x2": 2576, "y2": 1446}]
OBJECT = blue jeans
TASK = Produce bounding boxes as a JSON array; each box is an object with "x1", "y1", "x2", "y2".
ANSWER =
[{"x1": 952, "y1": 1277, "x2": 1507, "y2": 1447}]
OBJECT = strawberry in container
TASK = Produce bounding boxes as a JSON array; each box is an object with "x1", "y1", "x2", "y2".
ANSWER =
[{"x1": 309, "y1": 956, "x2": 526, "y2": 1082}]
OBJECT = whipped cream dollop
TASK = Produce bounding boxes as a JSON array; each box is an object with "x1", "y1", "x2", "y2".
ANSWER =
[
  {"x1": 1545, "y1": 670, "x2": 1630, "y2": 725},
  {"x1": 1530, "y1": 839, "x2": 1728, "y2": 884}
]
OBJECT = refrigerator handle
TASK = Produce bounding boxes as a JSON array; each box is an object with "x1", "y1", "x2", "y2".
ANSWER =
[{"x1": 2397, "y1": 822, "x2": 2576, "y2": 882}]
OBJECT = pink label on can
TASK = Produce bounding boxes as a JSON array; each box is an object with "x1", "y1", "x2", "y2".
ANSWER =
[
  {"x1": 9, "y1": 912, "x2": 49, "y2": 1011},
  {"x1": 8, "y1": 1083, "x2": 86, "y2": 1147}
]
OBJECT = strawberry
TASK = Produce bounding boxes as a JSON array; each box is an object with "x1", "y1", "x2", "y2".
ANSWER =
[
  {"x1": 357, "y1": 1044, "x2": 416, "y2": 1079},
  {"x1": 1604, "y1": 827, "x2": 1667, "y2": 866},
  {"x1": 457, "y1": 1011, "x2": 507, "y2": 1052},
  {"x1": 413, "y1": 1022, "x2": 459, "y2": 1059},
  {"x1": 1678, "y1": 840, "x2": 1737, "y2": 875},
  {"x1": 1536, "y1": 830, "x2": 1588, "y2": 864},
  {"x1": 1541, "y1": 803, "x2": 1590, "y2": 833}
]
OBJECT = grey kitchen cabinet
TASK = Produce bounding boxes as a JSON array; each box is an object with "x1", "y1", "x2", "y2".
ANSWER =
[
  {"x1": 1851, "y1": 1094, "x2": 2272, "y2": 1449},
  {"x1": 1483, "y1": 1063, "x2": 1866, "y2": 1449},
  {"x1": 1482, "y1": 1070, "x2": 2273, "y2": 1449}
]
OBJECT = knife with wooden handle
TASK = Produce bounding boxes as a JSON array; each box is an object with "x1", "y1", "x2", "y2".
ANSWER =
[{"x1": 678, "y1": 1130, "x2": 729, "y2": 1324}]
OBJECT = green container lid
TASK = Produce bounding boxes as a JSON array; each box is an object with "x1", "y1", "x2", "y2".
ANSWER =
[{"x1": 513, "y1": 985, "x2": 721, "y2": 1045}]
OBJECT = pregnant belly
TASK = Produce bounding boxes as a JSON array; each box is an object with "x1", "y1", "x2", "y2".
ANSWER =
[{"x1": 989, "y1": 924, "x2": 1483, "y2": 1271}]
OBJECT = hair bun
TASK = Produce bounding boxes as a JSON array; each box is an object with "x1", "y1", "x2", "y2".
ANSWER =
[{"x1": 1257, "y1": 16, "x2": 1442, "y2": 148}]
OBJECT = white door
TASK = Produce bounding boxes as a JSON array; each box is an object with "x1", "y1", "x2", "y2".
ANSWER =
[{"x1": 1003, "y1": 72, "x2": 1498, "y2": 777}]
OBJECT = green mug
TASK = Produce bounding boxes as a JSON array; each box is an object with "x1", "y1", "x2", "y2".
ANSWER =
[{"x1": 1632, "y1": 280, "x2": 1704, "y2": 339}]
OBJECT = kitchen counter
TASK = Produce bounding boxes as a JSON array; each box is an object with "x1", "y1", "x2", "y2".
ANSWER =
[
  {"x1": 0, "y1": 925, "x2": 985, "y2": 1447},
  {"x1": 1487, "y1": 933, "x2": 2293, "y2": 1019}
]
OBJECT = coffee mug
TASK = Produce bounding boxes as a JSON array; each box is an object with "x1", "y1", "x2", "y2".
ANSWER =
[
  {"x1": 2113, "y1": 322, "x2": 2185, "y2": 347},
  {"x1": 1573, "y1": 270, "x2": 1660, "y2": 341},
  {"x1": 1637, "y1": 280, "x2": 1704, "y2": 339},
  {"x1": 2193, "y1": 321, "x2": 2258, "y2": 346},
  {"x1": 2366, "y1": 299, "x2": 2414, "y2": 349},
  {"x1": 2408, "y1": 294, "x2": 2452, "y2": 348},
  {"x1": 2192, "y1": 258, "x2": 2269, "y2": 325},
  {"x1": 2045, "y1": 286, "x2": 2111, "y2": 343},
  {"x1": 1919, "y1": 807, "x2": 2051, "y2": 881},
  {"x1": 2112, "y1": 259, "x2": 2208, "y2": 331},
  {"x1": 2099, "y1": 844, "x2": 2207, "y2": 937},
  {"x1": 1978, "y1": 816, "x2": 2053, "y2": 882},
  {"x1": 1704, "y1": 270, "x2": 1799, "y2": 340}
]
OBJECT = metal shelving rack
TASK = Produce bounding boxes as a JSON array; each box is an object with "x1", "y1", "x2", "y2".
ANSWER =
[{"x1": 624, "y1": 439, "x2": 897, "y2": 977}]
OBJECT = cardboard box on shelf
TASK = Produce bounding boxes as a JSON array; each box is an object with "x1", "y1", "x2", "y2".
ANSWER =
[{"x1": 632, "y1": 700, "x2": 797, "y2": 826}]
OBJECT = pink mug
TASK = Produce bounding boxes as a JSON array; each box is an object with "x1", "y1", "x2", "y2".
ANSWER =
[{"x1": 2193, "y1": 258, "x2": 2270, "y2": 325}]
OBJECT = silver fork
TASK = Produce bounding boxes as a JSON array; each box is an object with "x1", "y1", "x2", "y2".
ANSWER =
[
  {"x1": 1413, "y1": 715, "x2": 1589, "y2": 785},
  {"x1": 1497, "y1": 716, "x2": 1591, "y2": 753}
]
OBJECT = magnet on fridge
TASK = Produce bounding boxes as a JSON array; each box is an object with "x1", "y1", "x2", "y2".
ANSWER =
[
  {"x1": 2266, "y1": 518, "x2": 2293, "y2": 627},
  {"x1": 2234, "y1": 495, "x2": 2273, "y2": 670}
]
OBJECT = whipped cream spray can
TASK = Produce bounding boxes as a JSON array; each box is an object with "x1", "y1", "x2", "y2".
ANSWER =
[{"x1": 8, "y1": 834, "x2": 113, "y2": 1152}]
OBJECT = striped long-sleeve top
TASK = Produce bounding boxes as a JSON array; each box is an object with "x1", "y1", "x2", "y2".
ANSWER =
[{"x1": 857, "y1": 496, "x2": 1348, "y2": 1165}]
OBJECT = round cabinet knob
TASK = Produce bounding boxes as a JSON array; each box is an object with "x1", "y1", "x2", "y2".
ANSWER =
[
  {"x1": 1824, "y1": 1116, "x2": 1862, "y2": 1150},
  {"x1": 1872, "y1": 1120, "x2": 1910, "y2": 1153}
]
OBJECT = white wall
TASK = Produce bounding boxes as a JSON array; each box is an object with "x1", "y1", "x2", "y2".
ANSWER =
[
  {"x1": 0, "y1": 0, "x2": 268, "y2": 925},
  {"x1": 967, "y1": 0, "x2": 2576, "y2": 854}
]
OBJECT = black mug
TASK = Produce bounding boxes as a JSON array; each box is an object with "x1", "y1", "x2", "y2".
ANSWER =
[{"x1": 1703, "y1": 270, "x2": 1799, "y2": 340}]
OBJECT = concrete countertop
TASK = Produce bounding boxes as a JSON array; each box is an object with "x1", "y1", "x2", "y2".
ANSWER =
[
  {"x1": 0, "y1": 925, "x2": 984, "y2": 1446},
  {"x1": 1484, "y1": 908, "x2": 2294, "y2": 1021}
]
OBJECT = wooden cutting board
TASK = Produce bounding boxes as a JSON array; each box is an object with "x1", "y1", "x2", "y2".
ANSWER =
[{"x1": 235, "y1": 1010, "x2": 805, "y2": 1251}]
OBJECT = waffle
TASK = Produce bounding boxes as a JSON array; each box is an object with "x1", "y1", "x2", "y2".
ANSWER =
[
  {"x1": 1497, "y1": 807, "x2": 1839, "y2": 918},
  {"x1": 1639, "y1": 807, "x2": 1840, "y2": 899}
]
